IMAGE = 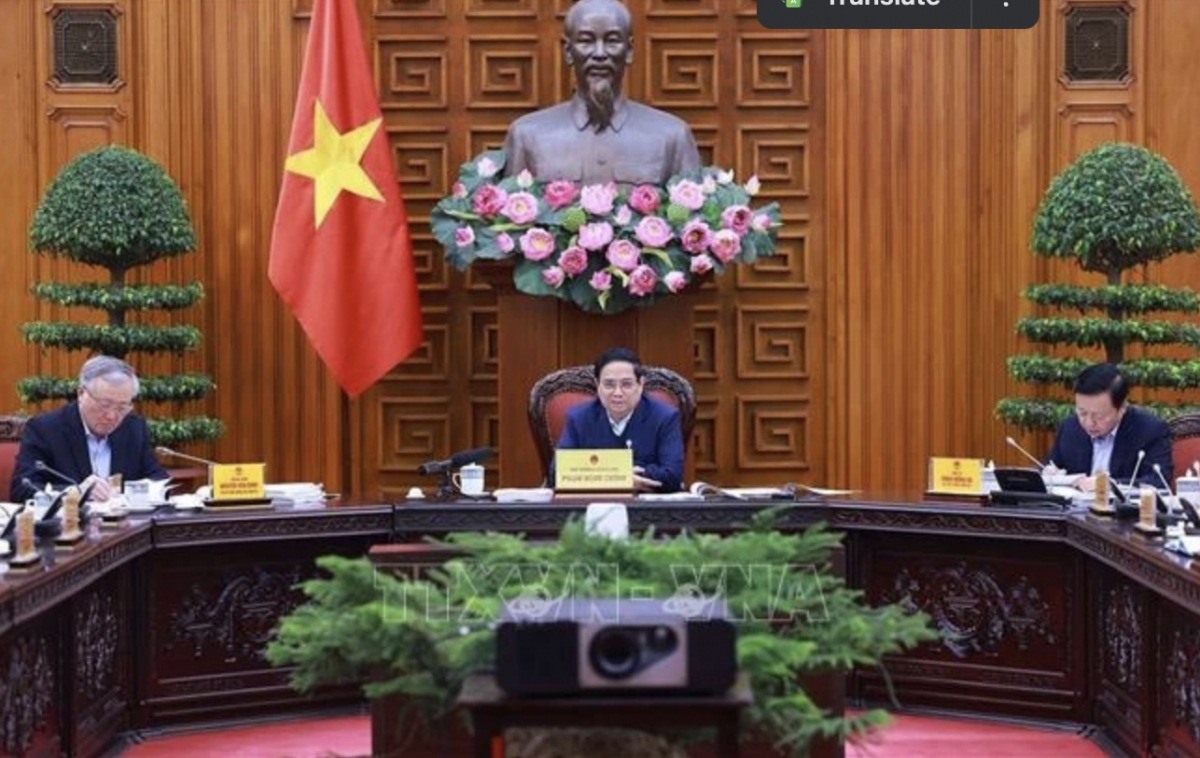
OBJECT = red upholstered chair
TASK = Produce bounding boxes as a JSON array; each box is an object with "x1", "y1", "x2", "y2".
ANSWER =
[
  {"x1": 527, "y1": 365, "x2": 697, "y2": 485},
  {"x1": 1169, "y1": 414, "x2": 1200, "y2": 480},
  {"x1": 0, "y1": 415, "x2": 29, "y2": 502}
]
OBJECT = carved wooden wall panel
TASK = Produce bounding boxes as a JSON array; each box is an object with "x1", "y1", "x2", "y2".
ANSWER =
[{"x1": 352, "y1": 0, "x2": 820, "y2": 496}]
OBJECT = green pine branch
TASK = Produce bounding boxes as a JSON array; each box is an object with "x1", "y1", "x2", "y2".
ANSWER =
[
  {"x1": 1025, "y1": 283, "x2": 1200, "y2": 315},
  {"x1": 20, "y1": 322, "x2": 202, "y2": 355},
  {"x1": 1016, "y1": 317, "x2": 1200, "y2": 349},
  {"x1": 146, "y1": 416, "x2": 225, "y2": 446},
  {"x1": 1008, "y1": 355, "x2": 1200, "y2": 390},
  {"x1": 267, "y1": 517, "x2": 937, "y2": 757},
  {"x1": 17, "y1": 373, "x2": 217, "y2": 404},
  {"x1": 31, "y1": 282, "x2": 204, "y2": 312}
]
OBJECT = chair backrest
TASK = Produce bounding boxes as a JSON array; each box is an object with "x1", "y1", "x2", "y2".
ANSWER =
[
  {"x1": 0, "y1": 415, "x2": 29, "y2": 502},
  {"x1": 1169, "y1": 413, "x2": 1200, "y2": 481},
  {"x1": 527, "y1": 365, "x2": 697, "y2": 484}
]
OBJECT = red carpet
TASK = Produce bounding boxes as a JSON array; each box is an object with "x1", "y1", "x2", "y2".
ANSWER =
[{"x1": 120, "y1": 712, "x2": 1106, "y2": 757}]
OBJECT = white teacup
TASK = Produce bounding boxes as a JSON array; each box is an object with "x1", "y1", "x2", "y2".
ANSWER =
[
  {"x1": 452, "y1": 463, "x2": 486, "y2": 496},
  {"x1": 125, "y1": 479, "x2": 151, "y2": 509}
]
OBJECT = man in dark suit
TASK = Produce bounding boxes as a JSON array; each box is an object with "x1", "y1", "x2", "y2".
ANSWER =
[
  {"x1": 11, "y1": 355, "x2": 167, "y2": 503},
  {"x1": 1046, "y1": 362, "x2": 1172, "y2": 491},
  {"x1": 555, "y1": 347, "x2": 684, "y2": 493}
]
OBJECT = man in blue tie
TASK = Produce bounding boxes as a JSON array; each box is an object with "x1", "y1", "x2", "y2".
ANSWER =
[
  {"x1": 555, "y1": 347, "x2": 685, "y2": 492},
  {"x1": 10, "y1": 355, "x2": 167, "y2": 502},
  {"x1": 1045, "y1": 362, "x2": 1172, "y2": 491}
]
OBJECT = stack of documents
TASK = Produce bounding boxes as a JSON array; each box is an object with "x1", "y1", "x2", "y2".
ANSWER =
[{"x1": 265, "y1": 482, "x2": 326, "y2": 504}]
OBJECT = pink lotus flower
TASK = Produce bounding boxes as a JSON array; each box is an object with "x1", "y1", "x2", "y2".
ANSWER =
[
  {"x1": 544, "y1": 180, "x2": 579, "y2": 209},
  {"x1": 451, "y1": 182, "x2": 468, "y2": 199},
  {"x1": 501, "y1": 191, "x2": 540, "y2": 225},
  {"x1": 519, "y1": 228, "x2": 557, "y2": 261},
  {"x1": 558, "y1": 246, "x2": 589, "y2": 276},
  {"x1": 752, "y1": 213, "x2": 772, "y2": 232},
  {"x1": 690, "y1": 254, "x2": 715, "y2": 274},
  {"x1": 454, "y1": 227, "x2": 475, "y2": 247},
  {"x1": 710, "y1": 229, "x2": 741, "y2": 263},
  {"x1": 580, "y1": 183, "x2": 617, "y2": 215},
  {"x1": 635, "y1": 216, "x2": 673, "y2": 248},
  {"x1": 590, "y1": 270, "x2": 613, "y2": 291},
  {"x1": 477, "y1": 157, "x2": 500, "y2": 178},
  {"x1": 680, "y1": 219, "x2": 714, "y2": 254},
  {"x1": 542, "y1": 266, "x2": 565, "y2": 288},
  {"x1": 629, "y1": 185, "x2": 661, "y2": 215},
  {"x1": 472, "y1": 184, "x2": 508, "y2": 216},
  {"x1": 663, "y1": 271, "x2": 687, "y2": 293},
  {"x1": 614, "y1": 204, "x2": 633, "y2": 226},
  {"x1": 668, "y1": 180, "x2": 705, "y2": 211},
  {"x1": 606, "y1": 239, "x2": 642, "y2": 272},
  {"x1": 628, "y1": 265, "x2": 658, "y2": 296},
  {"x1": 720, "y1": 205, "x2": 753, "y2": 236},
  {"x1": 701, "y1": 175, "x2": 717, "y2": 195},
  {"x1": 516, "y1": 169, "x2": 534, "y2": 188},
  {"x1": 577, "y1": 221, "x2": 614, "y2": 251},
  {"x1": 496, "y1": 232, "x2": 515, "y2": 254}
]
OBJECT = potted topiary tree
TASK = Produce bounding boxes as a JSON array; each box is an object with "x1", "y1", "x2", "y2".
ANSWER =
[
  {"x1": 267, "y1": 513, "x2": 936, "y2": 757},
  {"x1": 21, "y1": 145, "x2": 222, "y2": 446},
  {"x1": 997, "y1": 142, "x2": 1200, "y2": 430}
]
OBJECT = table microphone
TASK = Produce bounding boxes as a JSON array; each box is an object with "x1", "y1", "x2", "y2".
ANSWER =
[
  {"x1": 1005, "y1": 436, "x2": 1045, "y2": 469},
  {"x1": 1127, "y1": 450, "x2": 1146, "y2": 490},
  {"x1": 1154, "y1": 463, "x2": 1175, "y2": 497},
  {"x1": 35, "y1": 460, "x2": 79, "y2": 487},
  {"x1": 156, "y1": 446, "x2": 219, "y2": 467}
]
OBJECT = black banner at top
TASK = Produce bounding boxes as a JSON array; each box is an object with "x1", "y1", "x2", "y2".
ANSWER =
[{"x1": 758, "y1": 0, "x2": 1039, "y2": 30}]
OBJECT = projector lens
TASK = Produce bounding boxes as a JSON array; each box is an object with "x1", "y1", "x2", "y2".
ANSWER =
[{"x1": 589, "y1": 629, "x2": 640, "y2": 679}]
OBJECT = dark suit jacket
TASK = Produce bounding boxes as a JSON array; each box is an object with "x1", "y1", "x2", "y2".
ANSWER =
[
  {"x1": 555, "y1": 396, "x2": 685, "y2": 493},
  {"x1": 1047, "y1": 405, "x2": 1172, "y2": 486},
  {"x1": 10, "y1": 401, "x2": 167, "y2": 502}
]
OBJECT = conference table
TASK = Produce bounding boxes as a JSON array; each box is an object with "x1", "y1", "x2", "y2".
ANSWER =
[{"x1": 0, "y1": 494, "x2": 1196, "y2": 757}]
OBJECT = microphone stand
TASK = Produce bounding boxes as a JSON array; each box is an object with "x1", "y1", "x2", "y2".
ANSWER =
[{"x1": 432, "y1": 469, "x2": 458, "y2": 502}]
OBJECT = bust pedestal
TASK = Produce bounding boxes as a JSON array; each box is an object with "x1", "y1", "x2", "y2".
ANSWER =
[{"x1": 476, "y1": 262, "x2": 696, "y2": 488}]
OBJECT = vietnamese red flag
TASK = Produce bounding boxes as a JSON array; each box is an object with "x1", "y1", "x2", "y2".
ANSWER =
[{"x1": 269, "y1": 0, "x2": 422, "y2": 398}]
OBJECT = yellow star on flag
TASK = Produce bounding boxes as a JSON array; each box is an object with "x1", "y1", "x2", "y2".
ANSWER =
[{"x1": 285, "y1": 99, "x2": 384, "y2": 226}]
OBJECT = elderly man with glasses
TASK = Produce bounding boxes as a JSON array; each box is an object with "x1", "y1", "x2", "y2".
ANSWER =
[
  {"x1": 553, "y1": 347, "x2": 684, "y2": 493},
  {"x1": 10, "y1": 355, "x2": 167, "y2": 502}
]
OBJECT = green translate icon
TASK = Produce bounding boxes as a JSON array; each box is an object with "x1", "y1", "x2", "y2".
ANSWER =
[{"x1": 784, "y1": 0, "x2": 801, "y2": 6}]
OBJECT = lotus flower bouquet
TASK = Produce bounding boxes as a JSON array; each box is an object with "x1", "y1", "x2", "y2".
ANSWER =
[{"x1": 431, "y1": 150, "x2": 782, "y2": 314}]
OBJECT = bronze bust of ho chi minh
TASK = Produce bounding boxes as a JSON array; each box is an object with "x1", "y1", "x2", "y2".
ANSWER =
[{"x1": 501, "y1": 0, "x2": 702, "y2": 186}]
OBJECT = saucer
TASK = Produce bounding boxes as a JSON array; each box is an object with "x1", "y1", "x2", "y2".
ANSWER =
[
  {"x1": 125, "y1": 501, "x2": 165, "y2": 514},
  {"x1": 458, "y1": 491, "x2": 491, "y2": 500},
  {"x1": 494, "y1": 488, "x2": 554, "y2": 504}
]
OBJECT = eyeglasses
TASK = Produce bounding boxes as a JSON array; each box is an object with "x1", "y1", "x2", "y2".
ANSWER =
[
  {"x1": 83, "y1": 386, "x2": 134, "y2": 415},
  {"x1": 599, "y1": 379, "x2": 639, "y2": 392}
]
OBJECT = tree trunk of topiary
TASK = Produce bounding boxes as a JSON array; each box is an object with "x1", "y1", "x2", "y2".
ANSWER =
[{"x1": 1105, "y1": 267, "x2": 1123, "y2": 364}]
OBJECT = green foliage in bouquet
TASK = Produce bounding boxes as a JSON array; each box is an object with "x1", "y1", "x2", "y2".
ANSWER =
[
  {"x1": 22, "y1": 145, "x2": 223, "y2": 446},
  {"x1": 431, "y1": 151, "x2": 782, "y2": 315},
  {"x1": 267, "y1": 512, "x2": 935, "y2": 756},
  {"x1": 998, "y1": 143, "x2": 1200, "y2": 429}
]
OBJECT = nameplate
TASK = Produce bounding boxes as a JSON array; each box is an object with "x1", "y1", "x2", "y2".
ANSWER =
[
  {"x1": 211, "y1": 463, "x2": 267, "y2": 500},
  {"x1": 927, "y1": 457, "x2": 984, "y2": 495},
  {"x1": 555, "y1": 449, "x2": 633, "y2": 492}
]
